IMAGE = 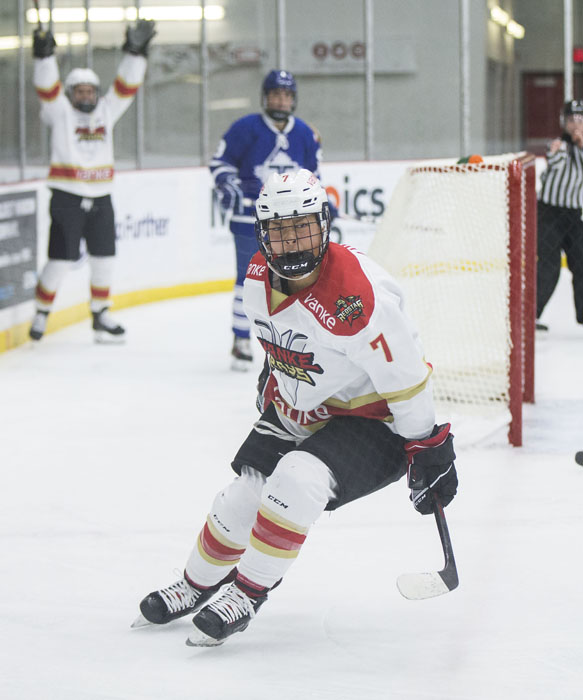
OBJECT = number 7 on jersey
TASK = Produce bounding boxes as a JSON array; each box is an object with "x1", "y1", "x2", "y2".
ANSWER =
[{"x1": 370, "y1": 333, "x2": 393, "y2": 362}]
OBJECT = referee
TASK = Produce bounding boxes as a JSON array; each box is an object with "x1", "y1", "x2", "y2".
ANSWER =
[{"x1": 536, "y1": 100, "x2": 583, "y2": 330}]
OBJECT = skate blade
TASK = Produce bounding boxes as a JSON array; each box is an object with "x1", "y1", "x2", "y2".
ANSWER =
[
  {"x1": 130, "y1": 613, "x2": 152, "y2": 629},
  {"x1": 94, "y1": 331, "x2": 126, "y2": 345},
  {"x1": 185, "y1": 628, "x2": 225, "y2": 647}
]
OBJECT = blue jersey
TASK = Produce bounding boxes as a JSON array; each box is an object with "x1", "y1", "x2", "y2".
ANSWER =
[{"x1": 210, "y1": 113, "x2": 322, "y2": 210}]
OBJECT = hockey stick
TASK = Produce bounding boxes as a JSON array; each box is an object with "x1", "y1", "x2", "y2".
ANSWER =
[
  {"x1": 396, "y1": 496, "x2": 459, "y2": 600},
  {"x1": 32, "y1": 0, "x2": 43, "y2": 30}
]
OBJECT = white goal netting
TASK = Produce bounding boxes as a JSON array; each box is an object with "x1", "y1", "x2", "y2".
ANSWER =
[{"x1": 368, "y1": 154, "x2": 536, "y2": 445}]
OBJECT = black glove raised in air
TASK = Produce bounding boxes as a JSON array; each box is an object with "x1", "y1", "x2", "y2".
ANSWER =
[
  {"x1": 122, "y1": 19, "x2": 157, "y2": 57},
  {"x1": 33, "y1": 29, "x2": 56, "y2": 59},
  {"x1": 404, "y1": 423, "x2": 458, "y2": 515}
]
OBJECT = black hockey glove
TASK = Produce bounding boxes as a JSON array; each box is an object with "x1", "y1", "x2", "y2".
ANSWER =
[
  {"x1": 33, "y1": 29, "x2": 56, "y2": 58},
  {"x1": 122, "y1": 19, "x2": 156, "y2": 57},
  {"x1": 404, "y1": 423, "x2": 458, "y2": 515}
]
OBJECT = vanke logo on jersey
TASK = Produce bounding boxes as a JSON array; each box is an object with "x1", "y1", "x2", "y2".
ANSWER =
[
  {"x1": 334, "y1": 294, "x2": 365, "y2": 326},
  {"x1": 258, "y1": 338, "x2": 323, "y2": 385},
  {"x1": 303, "y1": 292, "x2": 336, "y2": 329},
  {"x1": 75, "y1": 126, "x2": 106, "y2": 141}
]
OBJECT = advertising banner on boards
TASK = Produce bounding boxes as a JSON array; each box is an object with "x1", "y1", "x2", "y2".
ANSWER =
[{"x1": 0, "y1": 191, "x2": 37, "y2": 311}]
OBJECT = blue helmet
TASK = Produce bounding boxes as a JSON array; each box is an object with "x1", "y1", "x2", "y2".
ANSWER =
[{"x1": 262, "y1": 70, "x2": 297, "y2": 121}]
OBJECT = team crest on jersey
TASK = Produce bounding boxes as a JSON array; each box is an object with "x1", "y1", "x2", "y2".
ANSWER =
[
  {"x1": 75, "y1": 126, "x2": 106, "y2": 142},
  {"x1": 254, "y1": 145, "x2": 300, "y2": 182},
  {"x1": 334, "y1": 294, "x2": 365, "y2": 326},
  {"x1": 255, "y1": 320, "x2": 323, "y2": 395}
]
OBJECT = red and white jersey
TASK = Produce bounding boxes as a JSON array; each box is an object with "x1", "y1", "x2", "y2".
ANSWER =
[
  {"x1": 244, "y1": 243, "x2": 436, "y2": 440},
  {"x1": 33, "y1": 54, "x2": 146, "y2": 198}
]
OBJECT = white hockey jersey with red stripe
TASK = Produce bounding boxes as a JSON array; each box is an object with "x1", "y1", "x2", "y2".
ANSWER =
[
  {"x1": 244, "y1": 243, "x2": 437, "y2": 440},
  {"x1": 33, "y1": 54, "x2": 146, "y2": 197}
]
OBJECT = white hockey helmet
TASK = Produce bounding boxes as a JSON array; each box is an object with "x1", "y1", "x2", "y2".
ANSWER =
[
  {"x1": 255, "y1": 169, "x2": 331, "y2": 279},
  {"x1": 64, "y1": 68, "x2": 100, "y2": 112}
]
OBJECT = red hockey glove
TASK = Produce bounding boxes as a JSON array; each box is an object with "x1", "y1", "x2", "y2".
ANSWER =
[{"x1": 404, "y1": 423, "x2": 458, "y2": 515}]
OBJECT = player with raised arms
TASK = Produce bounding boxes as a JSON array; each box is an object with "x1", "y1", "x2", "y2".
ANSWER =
[{"x1": 29, "y1": 18, "x2": 156, "y2": 343}]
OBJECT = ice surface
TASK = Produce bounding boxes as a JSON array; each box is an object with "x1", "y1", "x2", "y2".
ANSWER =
[{"x1": 1, "y1": 271, "x2": 582, "y2": 700}]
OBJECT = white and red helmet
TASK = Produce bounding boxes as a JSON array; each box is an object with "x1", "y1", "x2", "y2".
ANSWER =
[{"x1": 255, "y1": 169, "x2": 331, "y2": 279}]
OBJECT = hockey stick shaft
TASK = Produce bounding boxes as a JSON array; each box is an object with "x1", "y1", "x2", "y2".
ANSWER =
[
  {"x1": 31, "y1": 0, "x2": 43, "y2": 30},
  {"x1": 396, "y1": 495, "x2": 459, "y2": 600},
  {"x1": 433, "y1": 496, "x2": 459, "y2": 591}
]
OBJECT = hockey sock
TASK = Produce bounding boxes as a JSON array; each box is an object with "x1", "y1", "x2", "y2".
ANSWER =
[
  {"x1": 89, "y1": 255, "x2": 115, "y2": 312},
  {"x1": 185, "y1": 467, "x2": 266, "y2": 588},
  {"x1": 35, "y1": 260, "x2": 73, "y2": 311},
  {"x1": 237, "y1": 451, "x2": 337, "y2": 589}
]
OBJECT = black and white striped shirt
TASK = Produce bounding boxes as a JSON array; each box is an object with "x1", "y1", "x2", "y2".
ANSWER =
[{"x1": 539, "y1": 137, "x2": 583, "y2": 208}]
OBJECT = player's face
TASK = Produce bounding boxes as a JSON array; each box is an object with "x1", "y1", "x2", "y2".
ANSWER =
[
  {"x1": 72, "y1": 84, "x2": 97, "y2": 107},
  {"x1": 267, "y1": 214, "x2": 322, "y2": 257},
  {"x1": 265, "y1": 88, "x2": 294, "y2": 116}
]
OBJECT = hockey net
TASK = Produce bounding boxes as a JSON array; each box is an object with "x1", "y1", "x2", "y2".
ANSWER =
[{"x1": 368, "y1": 153, "x2": 536, "y2": 446}]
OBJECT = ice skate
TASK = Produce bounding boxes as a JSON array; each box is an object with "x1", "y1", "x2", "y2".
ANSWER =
[
  {"x1": 92, "y1": 308, "x2": 125, "y2": 344},
  {"x1": 132, "y1": 576, "x2": 222, "y2": 629},
  {"x1": 231, "y1": 336, "x2": 253, "y2": 372},
  {"x1": 186, "y1": 582, "x2": 267, "y2": 647},
  {"x1": 29, "y1": 310, "x2": 49, "y2": 341}
]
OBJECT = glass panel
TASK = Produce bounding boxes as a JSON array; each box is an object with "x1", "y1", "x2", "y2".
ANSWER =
[
  {"x1": 206, "y1": 0, "x2": 277, "y2": 166},
  {"x1": 285, "y1": 0, "x2": 365, "y2": 161},
  {"x1": 0, "y1": 0, "x2": 578, "y2": 176},
  {"x1": 515, "y1": 0, "x2": 568, "y2": 155},
  {"x1": 373, "y1": 0, "x2": 462, "y2": 159},
  {"x1": 140, "y1": 0, "x2": 202, "y2": 166},
  {"x1": 0, "y1": 0, "x2": 20, "y2": 181}
]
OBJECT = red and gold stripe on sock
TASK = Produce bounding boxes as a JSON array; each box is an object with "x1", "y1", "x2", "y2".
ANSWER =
[
  {"x1": 249, "y1": 505, "x2": 308, "y2": 559},
  {"x1": 197, "y1": 516, "x2": 246, "y2": 567},
  {"x1": 90, "y1": 285, "x2": 110, "y2": 302},
  {"x1": 35, "y1": 283, "x2": 56, "y2": 306}
]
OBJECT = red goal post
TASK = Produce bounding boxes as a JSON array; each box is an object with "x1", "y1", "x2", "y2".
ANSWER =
[{"x1": 368, "y1": 153, "x2": 536, "y2": 446}]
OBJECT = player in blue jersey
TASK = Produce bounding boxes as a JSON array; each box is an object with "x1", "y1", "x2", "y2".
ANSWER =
[{"x1": 210, "y1": 69, "x2": 332, "y2": 370}]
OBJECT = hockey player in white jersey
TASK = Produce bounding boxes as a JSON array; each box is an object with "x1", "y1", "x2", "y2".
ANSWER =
[
  {"x1": 28, "y1": 20, "x2": 155, "y2": 343},
  {"x1": 210, "y1": 69, "x2": 335, "y2": 371},
  {"x1": 134, "y1": 170, "x2": 458, "y2": 647}
]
